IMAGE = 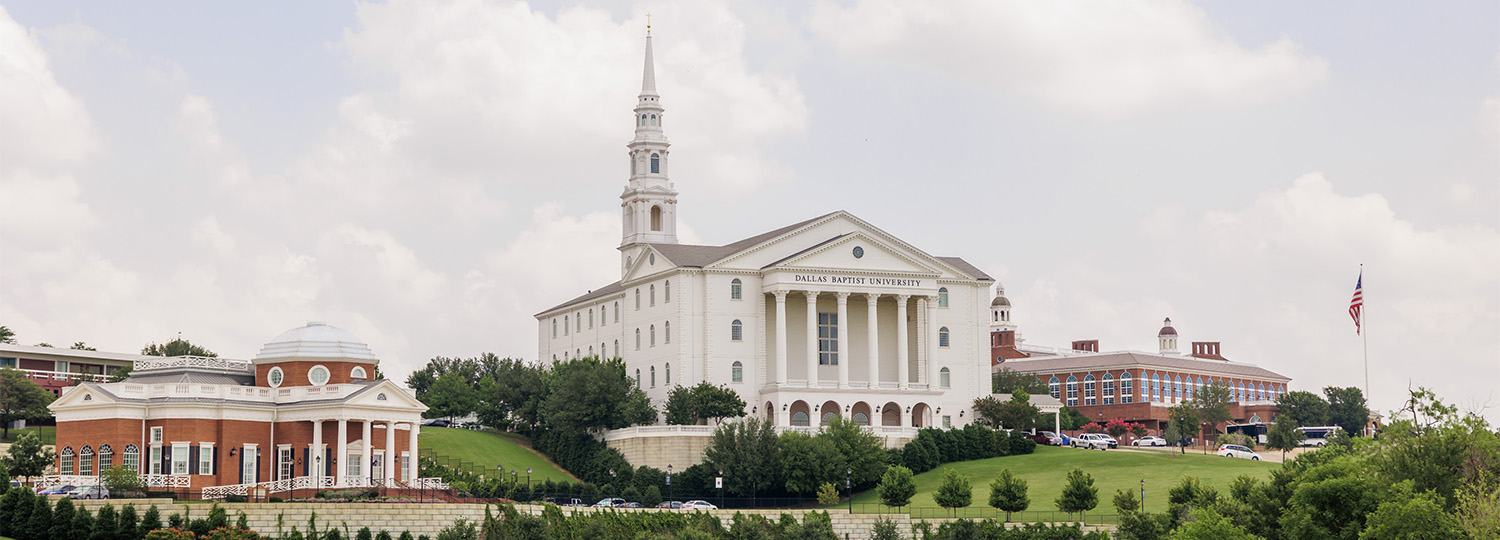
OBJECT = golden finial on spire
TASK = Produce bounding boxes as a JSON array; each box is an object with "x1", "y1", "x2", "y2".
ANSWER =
[{"x1": 646, "y1": 13, "x2": 652, "y2": 35}]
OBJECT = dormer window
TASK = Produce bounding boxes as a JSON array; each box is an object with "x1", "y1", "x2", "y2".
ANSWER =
[{"x1": 351, "y1": 366, "x2": 368, "y2": 380}]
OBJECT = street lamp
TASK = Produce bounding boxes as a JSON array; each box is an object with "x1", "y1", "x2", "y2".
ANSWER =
[
  {"x1": 526, "y1": 467, "x2": 532, "y2": 494},
  {"x1": 666, "y1": 464, "x2": 673, "y2": 502},
  {"x1": 846, "y1": 467, "x2": 853, "y2": 513},
  {"x1": 609, "y1": 468, "x2": 617, "y2": 499},
  {"x1": 1140, "y1": 479, "x2": 1145, "y2": 507},
  {"x1": 718, "y1": 469, "x2": 725, "y2": 508}
]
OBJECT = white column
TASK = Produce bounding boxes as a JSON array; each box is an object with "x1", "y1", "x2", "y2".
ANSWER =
[
  {"x1": 336, "y1": 418, "x2": 348, "y2": 485},
  {"x1": 383, "y1": 422, "x2": 396, "y2": 484},
  {"x1": 900, "y1": 405, "x2": 910, "y2": 428},
  {"x1": 926, "y1": 296, "x2": 938, "y2": 388},
  {"x1": 896, "y1": 295, "x2": 910, "y2": 390},
  {"x1": 836, "y1": 292, "x2": 850, "y2": 388},
  {"x1": 311, "y1": 420, "x2": 322, "y2": 483},
  {"x1": 866, "y1": 294, "x2": 879, "y2": 387},
  {"x1": 775, "y1": 291, "x2": 789, "y2": 386},
  {"x1": 407, "y1": 422, "x2": 419, "y2": 482},
  {"x1": 805, "y1": 291, "x2": 819, "y2": 387},
  {"x1": 916, "y1": 297, "x2": 929, "y2": 385},
  {"x1": 361, "y1": 420, "x2": 372, "y2": 484}
]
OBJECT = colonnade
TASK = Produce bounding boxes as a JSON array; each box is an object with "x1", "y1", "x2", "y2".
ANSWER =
[
  {"x1": 308, "y1": 419, "x2": 420, "y2": 486},
  {"x1": 770, "y1": 290, "x2": 940, "y2": 389}
]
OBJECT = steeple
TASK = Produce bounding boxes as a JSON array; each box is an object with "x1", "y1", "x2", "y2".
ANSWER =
[
  {"x1": 620, "y1": 29, "x2": 678, "y2": 257},
  {"x1": 1158, "y1": 317, "x2": 1179, "y2": 355}
]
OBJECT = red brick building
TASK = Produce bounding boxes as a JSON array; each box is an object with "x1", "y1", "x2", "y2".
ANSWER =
[{"x1": 46, "y1": 322, "x2": 431, "y2": 498}]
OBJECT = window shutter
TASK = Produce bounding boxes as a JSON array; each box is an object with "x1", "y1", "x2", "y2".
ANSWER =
[
  {"x1": 189, "y1": 446, "x2": 199, "y2": 475},
  {"x1": 238, "y1": 452, "x2": 244, "y2": 484},
  {"x1": 303, "y1": 448, "x2": 309, "y2": 476}
]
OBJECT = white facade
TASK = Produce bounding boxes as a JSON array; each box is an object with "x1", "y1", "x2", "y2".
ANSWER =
[{"x1": 535, "y1": 36, "x2": 996, "y2": 430}]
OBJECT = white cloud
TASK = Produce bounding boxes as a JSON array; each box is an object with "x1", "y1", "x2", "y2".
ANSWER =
[
  {"x1": 808, "y1": 0, "x2": 1328, "y2": 118},
  {"x1": 0, "y1": 6, "x2": 101, "y2": 170},
  {"x1": 176, "y1": 94, "x2": 252, "y2": 186}
]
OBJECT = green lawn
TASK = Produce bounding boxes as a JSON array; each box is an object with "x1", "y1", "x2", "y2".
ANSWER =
[
  {"x1": 0, "y1": 426, "x2": 56, "y2": 445},
  {"x1": 419, "y1": 427, "x2": 575, "y2": 483},
  {"x1": 851, "y1": 445, "x2": 1275, "y2": 514}
]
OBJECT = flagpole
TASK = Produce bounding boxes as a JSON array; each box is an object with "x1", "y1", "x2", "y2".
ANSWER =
[{"x1": 1361, "y1": 264, "x2": 1370, "y2": 436}]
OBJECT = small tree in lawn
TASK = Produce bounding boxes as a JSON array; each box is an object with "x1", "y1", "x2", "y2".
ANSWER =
[
  {"x1": 815, "y1": 482, "x2": 840, "y2": 506},
  {"x1": 876, "y1": 466, "x2": 916, "y2": 510},
  {"x1": 932, "y1": 468, "x2": 972, "y2": 516},
  {"x1": 1104, "y1": 419, "x2": 1129, "y2": 442},
  {"x1": 0, "y1": 431, "x2": 55, "y2": 483},
  {"x1": 987, "y1": 469, "x2": 1029, "y2": 522},
  {"x1": 1055, "y1": 468, "x2": 1098, "y2": 523},
  {"x1": 1265, "y1": 420, "x2": 1306, "y2": 461},
  {"x1": 1081, "y1": 422, "x2": 1104, "y2": 434},
  {"x1": 1129, "y1": 422, "x2": 1149, "y2": 440}
]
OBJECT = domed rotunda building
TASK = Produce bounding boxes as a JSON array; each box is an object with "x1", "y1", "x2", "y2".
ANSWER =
[{"x1": 47, "y1": 322, "x2": 430, "y2": 499}]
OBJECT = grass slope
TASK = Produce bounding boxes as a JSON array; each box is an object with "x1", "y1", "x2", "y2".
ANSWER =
[
  {"x1": 852, "y1": 445, "x2": 1275, "y2": 514},
  {"x1": 0, "y1": 426, "x2": 56, "y2": 445},
  {"x1": 418, "y1": 427, "x2": 576, "y2": 483}
]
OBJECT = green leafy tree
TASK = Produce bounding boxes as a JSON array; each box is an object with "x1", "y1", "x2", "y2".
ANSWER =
[
  {"x1": 1000, "y1": 391, "x2": 1040, "y2": 431},
  {"x1": 781, "y1": 431, "x2": 841, "y2": 494},
  {"x1": 1112, "y1": 489, "x2": 1140, "y2": 513},
  {"x1": 1195, "y1": 381, "x2": 1233, "y2": 452},
  {"x1": 1168, "y1": 508, "x2": 1260, "y2": 540},
  {"x1": 117, "y1": 505, "x2": 139, "y2": 540},
  {"x1": 1055, "y1": 469, "x2": 1098, "y2": 522},
  {"x1": 820, "y1": 415, "x2": 887, "y2": 488},
  {"x1": 107, "y1": 365, "x2": 133, "y2": 383},
  {"x1": 992, "y1": 368, "x2": 1047, "y2": 394},
  {"x1": 1454, "y1": 484, "x2": 1500, "y2": 540},
  {"x1": 1057, "y1": 407, "x2": 1090, "y2": 430},
  {"x1": 1130, "y1": 423, "x2": 1149, "y2": 439},
  {"x1": 1265, "y1": 420, "x2": 1305, "y2": 460},
  {"x1": 702, "y1": 417, "x2": 781, "y2": 499},
  {"x1": 1324, "y1": 386, "x2": 1370, "y2": 437},
  {"x1": 815, "y1": 482, "x2": 840, "y2": 505},
  {"x1": 31, "y1": 494, "x2": 54, "y2": 540},
  {"x1": 869, "y1": 517, "x2": 902, "y2": 540},
  {"x1": 425, "y1": 370, "x2": 479, "y2": 420},
  {"x1": 100, "y1": 465, "x2": 146, "y2": 496},
  {"x1": 473, "y1": 357, "x2": 547, "y2": 432},
  {"x1": 876, "y1": 466, "x2": 916, "y2": 509},
  {"x1": 538, "y1": 357, "x2": 655, "y2": 431},
  {"x1": 932, "y1": 468, "x2": 972, "y2": 515},
  {"x1": 1359, "y1": 484, "x2": 1463, "y2": 540},
  {"x1": 52, "y1": 497, "x2": 77, "y2": 540},
  {"x1": 1276, "y1": 390, "x2": 1331, "y2": 427},
  {"x1": 139, "y1": 506, "x2": 163, "y2": 538},
  {"x1": 971, "y1": 396, "x2": 1006, "y2": 429},
  {"x1": 0, "y1": 368, "x2": 57, "y2": 439},
  {"x1": 0, "y1": 431, "x2": 55, "y2": 481},
  {"x1": 140, "y1": 338, "x2": 216, "y2": 357},
  {"x1": 70, "y1": 342, "x2": 97, "y2": 351},
  {"x1": 0, "y1": 326, "x2": 16, "y2": 344},
  {"x1": 663, "y1": 383, "x2": 746, "y2": 425},
  {"x1": 987, "y1": 469, "x2": 1029, "y2": 522},
  {"x1": 90, "y1": 504, "x2": 120, "y2": 540},
  {"x1": 1167, "y1": 402, "x2": 1199, "y2": 454}
]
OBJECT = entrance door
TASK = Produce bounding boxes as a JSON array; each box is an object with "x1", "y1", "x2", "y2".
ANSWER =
[{"x1": 371, "y1": 451, "x2": 385, "y2": 482}]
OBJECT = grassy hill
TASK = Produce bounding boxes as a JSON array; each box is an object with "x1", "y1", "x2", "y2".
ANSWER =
[
  {"x1": 418, "y1": 427, "x2": 575, "y2": 483},
  {"x1": 851, "y1": 445, "x2": 1275, "y2": 514},
  {"x1": 1, "y1": 426, "x2": 56, "y2": 445}
]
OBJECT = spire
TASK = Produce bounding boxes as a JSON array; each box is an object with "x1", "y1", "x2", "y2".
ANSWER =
[
  {"x1": 620, "y1": 29, "x2": 677, "y2": 252},
  {"x1": 641, "y1": 33, "x2": 658, "y2": 96}
]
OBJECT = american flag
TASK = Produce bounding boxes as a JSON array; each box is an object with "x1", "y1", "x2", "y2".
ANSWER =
[{"x1": 1349, "y1": 272, "x2": 1364, "y2": 334}]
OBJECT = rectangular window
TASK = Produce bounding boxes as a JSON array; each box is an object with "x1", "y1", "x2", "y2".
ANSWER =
[
  {"x1": 942, "y1": 416, "x2": 952, "y2": 429},
  {"x1": 401, "y1": 452, "x2": 411, "y2": 482},
  {"x1": 372, "y1": 451, "x2": 384, "y2": 481},
  {"x1": 1084, "y1": 379, "x2": 1096, "y2": 406},
  {"x1": 199, "y1": 444, "x2": 214, "y2": 475},
  {"x1": 278, "y1": 447, "x2": 293, "y2": 481},
  {"x1": 1122, "y1": 379, "x2": 1133, "y2": 404},
  {"x1": 124, "y1": 450, "x2": 139, "y2": 473},
  {"x1": 62, "y1": 453, "x2": 74, "y2": 475},
  {"x1": 80, "y1": 452, "x2": 93, "y2": 476},
  {"x1": 172, "y1": 445, "x2": 189, "y2": 475},
  {"x1": 346, "y1": 452, "x2": 361, "y2": 478},
  {"x1": 99, "y1": 450, "x2": 113, "y2": 471},
  {"x1": 552, "y1": 319, "x2": 556, "y2": 338},
  {"x1": 151, "y1": 426, "x2": 163, "y2": 443},
  {"x1": 243, "y1": 447, "x2": 258, "y2": 483},
  {"x1": 150, "y1": 446, "x2": 162, "y2": 475},
  {"x1": 817, "y1": 312, "x2": 839, "y2": 365},
  {"x1": 589, "y1": 309, "x2": 594, "y2": 329},
  {"x1": 563, "y1": 316, "x2": 569, "y2": 335}
]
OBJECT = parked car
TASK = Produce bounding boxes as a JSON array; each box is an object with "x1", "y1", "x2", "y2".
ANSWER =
[
  {"x1": 67, "y1": 485, "x2": 109, "y2": 500},
  {"x1": 1217, "y1": 444, "x2": 1262, "y2": 461},
  {"x1": 1133, "y1": 436, "x2": 1167, "y2": 447},
  {"x1": 681, "y1": 500, "x2": 718, "y2": 510},
  {"x1": 564, "y1": 498, "x2": 584, "y2": 507},
  {"x1": 422, "y1": 419, "x2": 452, "y2": 428},
  {"x1": 1096, "y1": 434, "x2": 1119, "y2": 448},
  {"x1": 1071, "y1": 433, "x2": 1110, "y2": 450},
  {"x1": 36, "y1": 484, "x2": 75, "y2": 495},
  {"x1": 1025, "y1": 432, "x2": 1053, "y2": 445},
  {"x1": 1040, "y1": 431, "x2": 1069, "y2": 446},
  {"x1": 656, "y1": 501, "x2": 684, "y2": 509},
  {"x1": 8, "y1": 480, "x2": 23, "y2": 489},
  {"x1": 592, "y1": 497, "x2": 627, "y2": 507}
]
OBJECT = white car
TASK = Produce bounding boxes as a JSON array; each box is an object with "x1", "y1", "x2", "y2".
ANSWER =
[
  {"x1": 1133, "y1": 436, "x2": 1167, "y2": 447},
  {"x1": 681, "y1": 500, "x2": 718, "y2": 510},
  {"x1": 1217, "y1": 444, "x2": 1261, "y2": 461},
  {"x1": 1071, "y1": 433, "x2": 1110, "y2": 450}
]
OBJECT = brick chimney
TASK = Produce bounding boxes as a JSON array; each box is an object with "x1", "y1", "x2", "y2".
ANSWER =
[
  {"x1": 1070, "y1": 340, "x2": 1099, "y2": 353},
  {"x1": 1190, "y1": 342, "x2": 1227, "y2": 361},
  {"x1": 991, "y1": 329, "x2": 1028, "y2": 365}
]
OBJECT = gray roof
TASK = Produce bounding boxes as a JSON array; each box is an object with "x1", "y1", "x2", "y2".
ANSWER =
[
  {"x1": 1001, "y1": 351, "x2": 1291, "y2": 381},
  {"x1": 940, "y1": 257, "x2": 993, "y2": 281}
]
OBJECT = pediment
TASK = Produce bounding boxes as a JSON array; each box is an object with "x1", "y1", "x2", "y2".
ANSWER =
[
  {"x1": 50, "y1": 383, "x2": 115, "y2": 410},
  {"x1": 706, "y1": 211, "x2": 981, "y2": 280},
  {"x1": 764, "y1": 232, "x2": 943, "y2": 276},
  {"x1": 346, "y1": 380, "x2": 428, "y2": 411},
  {"x1": 621, "y1": 245, "x2": 678, "y2": 283}
]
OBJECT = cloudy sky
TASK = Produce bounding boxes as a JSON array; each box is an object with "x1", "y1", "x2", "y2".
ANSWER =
[{"x1": 2, "y1": 1, "x2": 1496, "y2": 421}]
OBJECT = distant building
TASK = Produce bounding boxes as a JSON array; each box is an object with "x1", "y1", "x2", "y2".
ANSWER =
[{"x1": 0, "y1": 344, "x2": 137, "y2": 398}]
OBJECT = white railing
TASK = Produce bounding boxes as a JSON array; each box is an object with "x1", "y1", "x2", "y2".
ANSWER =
[
  {"x1": 133, "y1": 356, "x2": 253, "y2": 372},
  {"x1": 410, "y1": 478, "x2": 450, "y2": 490},
  {"x1": 34, "y1": 475, "x2": 100, "y2": 489},
  {"x1": 16, "y1": 369, "x2": 109, "y2": 383},
  {"x1": 36, "y1": 473, "x2": 190, "y2": 490},
  {"x1": 202, "y1": 476, "x2": 448, "y2": 499},
  {"x1": 111, "y1": 382, "x2": 365, "y2": 404},
  {"x1": 139, "y1": 474, "x2": 193, "y2": 488}
]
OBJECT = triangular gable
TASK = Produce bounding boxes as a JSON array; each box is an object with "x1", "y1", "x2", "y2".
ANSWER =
[
  {"x1": 49, "y1": 383, "x2": 117, "y2": 411},
  {"x1": 709, "y1": 211, "x2": 984, "y2": 280},
  {"x1": 621, "y1": 245, "x2": 682, "y2": 284},
  {"x1": 344, "y1": 380, "x2": 428, "y2": 411},
  {"x1": 762, "y1": 232, "x2": 945, "y2": 276}
]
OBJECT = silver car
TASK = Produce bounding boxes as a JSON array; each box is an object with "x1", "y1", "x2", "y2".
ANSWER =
[{"x1": 68, "y1": 485, "x2": 110, "y2": 500}]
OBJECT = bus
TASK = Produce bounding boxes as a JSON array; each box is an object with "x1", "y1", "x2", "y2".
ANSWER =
[
  {"x1": 1296, "y1": 426, "x2": 1340, "y2": 447},
  {"x1": 1225, "y1": 422, "x2": 1271, "y2": 444}
]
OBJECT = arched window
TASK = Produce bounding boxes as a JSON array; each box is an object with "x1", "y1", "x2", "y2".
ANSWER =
[
  {"x1": 577, "y1": 312, "x2": 582, "y2": 332},
  {"x1": 1151, "y1": 374, "x2": 1161, "y2": 401},
  {"x1": 731, "y1": 320, "x2": 743, "y2": 341},
  {"x1": 552, "y1": 319, "x2": 557, "y2": 338},
  {"x1": 664, "y1": 321, "x2": 671, "y2": 343},
  {"x1": 635, "y1": 328, "x2": 642, "y2": 350},
  {"x1": 853, "y1": 412, "x2": 870, "y2": 426},
  {"x1": 61, "y1": 446, "x2": 74, "y2": 475},
  {"x1": 940, "y1": 367, "x2": 951, "y2": 388},
  {"x1": 938, "y1": 287, "x2": 949, "y2": 308},
  {"x1": 650, "y1": 366, "x2": 656, "y2": 387},
  {"x1": 588, "y1": 346, "x2": 593, "y2": 356},
  {"x1": 1049, "y1": 377, "x2": 1060, "y2": 399},
  {"x1": 650, "y1": 284, "x2": 656, "y2": 306},
  {"x1": 791, "y1": 411, "x2": 810, "y2": 427},
  {"x1": 98, "y1": 444, "x2": 113, "y2": 470},
  {"x1": 80, "y1": 445, "x2": 94, "y2": 476},
  {"x1": 1174, "y1": 376, "x2": 1183, "y2": 400},
  {"x1": 1065, "y1": 376, "x2": 1078, "y2": 405},
  {"x1": 635, "y1": 369, "x2": 641, "y2": 388},
  {"x1": 650, "y1": 325, "x2": 656, "y2": 346},
  {"x1": 563, "y1": 315, "x2": 569, "y2": 335},
  {"x1": 589, "y1": 309, "x2": 594, "y2": 329},
  {"x1": 640, "y1": 115, "x2": 647, "y2": 126},
  {"x1": 1121, "y1": 372, "x2": 1133, "y2": 403},
  {"x1": 1084, "y1": 374, "x2": 1096, "y2": 405},
  {"x1": 732, "y1": 361, "x2": 743, "y2": 382},
  {"x1": 1102, "y1": 374, "x2": 1115, "y2": 405},
  {"x1": 650, "y1": 206, "x2": 663, "y2": 231},
  {"x1": 665, "y1": 363, "x2": 670, "y2": 384},
  {"x1": 600, "y1": 304, "x2": 606, "y2": 326},
  {"x1": 613, "y1": 340, "x2": 619, "y2": 357},
  {"x1": 351, "y1": 366, "x2": 367, "y2": 380},
  {"x1": 614, "y1": 302, "x2": 620, "y2": 322},
  {"x1": 650, "y1": 114, "x2": 658, "y2": 126},
  {"x1": 650, "y1": 153, "x2": 660, "y2": 174},
  {"x1": 635, "y1": 288, "x2": 641, "y2": 309},
  {"x1": 123, "y1": 444, "x2": 140, "y2": 473},
  {"x1": 730, "y1": 278, "x2": 742, "y2": 300},
  {"x1": 664, "y1": 280, "x2": 671, "y2": 302},
  {"x1": 938, "y1": 327, "x2": 950, "y2": 347}
]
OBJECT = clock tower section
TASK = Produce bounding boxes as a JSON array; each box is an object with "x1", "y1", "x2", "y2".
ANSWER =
[{"x1": 620, "y1": 31, "x2": 677, "y2": 274}]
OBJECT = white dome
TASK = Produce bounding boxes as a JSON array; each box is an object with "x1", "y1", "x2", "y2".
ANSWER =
[{"x1": 254, "y1": 321, "x2": 378, "y2": 362}]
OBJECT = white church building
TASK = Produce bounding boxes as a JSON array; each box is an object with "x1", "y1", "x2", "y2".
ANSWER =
[{"x1": 535, "y1": 34, "x2": 999, "y2": 437}]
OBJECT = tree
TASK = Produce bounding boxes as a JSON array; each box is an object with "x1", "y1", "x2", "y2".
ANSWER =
[
  {"x1": 1055, "y1": 468, "x2": 1098, "y2": 522},
  {"x1": 1265, "y1": 421, "x2": 1305, "y2": 460},
  {"x1": 70, "y1": 342, "x2": 96, "y2": 351},
  {"x1": 0, "y1": 431, "x2": 54, "y2": 481},
  {"x1": 1169, "y1": 508, "x2": 1260, "y2": 540},
  {"x1": 0, "y1": 368, "x2": 56, "y2": 439},
  {"x1": 473, "y1": 357, "x2": 547, "y2": 432},
  {"x1": 1167, "y1": 402, "x2": 1199, "y2": 454},
  {"x1": 1323, "y1": 386, "x2": 1370, "y2": 437},
  {"x1": 1276, "y1": 390, "x2": 1330, "y2": 427},
  {"x1": 140, "y1": 338, "x2": 216, "y2": 357},
  {"x1": 815, "y1": 482, "x2": 840, "y2": 506},
  {"x1": 52, "y1": 497, "x2": 77, "y2": 540},
  {"x1": 425, "y1": 370, "x2": 478, "y2": 420},
  {"x1": 876, "y1": 466, "x2": 916, "y2": 509},
  {"x1": 539, "y1": 357, "x2": 655, "y2": 432},
  {"x1": 995, "y1": 391, "x2": 1039, "y2": 432},
  {"x1": 820, "y1": 415, "x2": 887, "y2": 489},
  {"x1": 107, "y1": 365, "x2": 133, "y2": 383},
  {"x1": 1105, "y1": 419, "x2": 1130, "y2": 440},
  {"x1": 1360, "y1": 484, "x2": 1464, "y2": 540},
  {"x1": 1112, "y1": 489, "x2": 1140, "y2": 513},
  {"x1": 933, "y1": 468, "x2": 972, "y2": 515},
  {"x1": 992, "y1": 368, "x2": 1047, "y2": 394},
  {"x1": 1195, "y1": 381, "x2": 1233, "y2": 452},
  {"x1": 971, "y1": 396, "x2": 1006, "y2": 429},
  {"x1": 1057, "y1": 407, "x2": 1090, "y2": 430},
  {"x1": 1130, "y1": 423, "x2": 1149, "y2": 439},
  {"x1": 779, "y1": 431, "x2": 841, "y2": 495},
  {"x1": 100, "y1": 465, "x2": 146, "y2": 496},
  {"x1": 702, "y1": 417, "x2": 781, "y2": 499},
  {"x1": 987, "y1": 469, "x2": 1029, "y2": 522},
  {"x1": 0, "y1": 326, "x2": 15, "y2": 344},
  {"x1": 663, "y1": 383, "x2": 746, "y2": 425}
]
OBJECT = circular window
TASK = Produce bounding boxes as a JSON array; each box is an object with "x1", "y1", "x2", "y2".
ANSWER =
[
  {"x1": 852, "y1": 246, "x2": 865, "y2": 259},
  {"x1": 308, "y1": 365, "x2": 330, "y2": 386},
  {"x1": 267, "y1": 367, "x2": 284, "y2": 388}
]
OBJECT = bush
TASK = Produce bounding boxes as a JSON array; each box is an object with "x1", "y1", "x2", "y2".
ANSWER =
[
  {"x1": 815, "y1": 483, "x2": 839, "y2": 506},
  {"x1": 143, "y1": 530, "x2": 196, "y2": 540},
  {"x1": 435, "y1": 520, "x2": 476, "y2": 540},
  {"x1": 140, "y1": 506, "x2": 163, "y2": 537},
  {"x1": 202, "y1": 528, "x2": 259, "y2": 540}
]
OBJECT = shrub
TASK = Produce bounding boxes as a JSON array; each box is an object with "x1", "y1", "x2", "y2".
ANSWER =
[
  {"x1": 356, "y1": 527, "x2": 373, "y2": 540},
  {"x1": 143, "y1": 530, "x2": 196, "y2": 540},
  {"x1": 118, "y1": 505, "x2": 141, "y2": 540},
  {"x1": 202, "y1": 528, "x2": 259, "y2": 540},
  {"x1": 53, "y1": 496, "x2": 78, "y2": 540},
  {"x1": 31, "y1": 494, "x2": 55, "y2": 540},
  {"x1": 375, "y1": 531, "x2": 393, "y2": 540},
  {"x1": 398, "y1": 532, "x2": 414, "y2": 540},
  {"x1": 815, "y1": 483, "x2": 839, "y2": 506},
  {"x1": 91, "y1": 504, "x2": 121, "y2": 540},
  {"x1": 869, "y1": 517, "x2": 902, "y2": 540},
  {"x1": 140, "y1": 506, "x2": 164, "y2": 537},
  {"x1": 434, "y1": 520, "x2": 476, "y2": 540}
]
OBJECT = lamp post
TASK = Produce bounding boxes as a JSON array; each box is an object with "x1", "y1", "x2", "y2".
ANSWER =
[
  {"x1": 1140, "y1": 479, "x2": 1145, "y2": 507},
  {"x1": 666, "y1": 464, "x2": 673, "y2": 503},
  {"x1": 526, "y1": 467, "x2": 532, "y2": 495},
  {"x1": 610, "y1": 468, "x2": 617, "y2": 500},
  {"x1": 511, "y1": 469, "x2": 518, "y2": 494},
  {"x1": 718, "y1": 469, "x2": 725, "y2": 509},
  {"x1": 846, "y1": 467, "x2": 853, "y2": 513}
]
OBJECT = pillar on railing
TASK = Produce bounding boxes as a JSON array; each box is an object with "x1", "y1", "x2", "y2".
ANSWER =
[
  {"x1": 311, "y1": 419, "x2": 323, "y2": 485},
  {"x1": 361, "y1": 420, "x2": 373, "y2": 485},
  {"x1": 336, "y1": 418, "x2": 348, "y2": 486},
  {"x1": 384, "y1": 422, "x2": 396, "y2": 484},
  {"x1": 407, "y1": 421, "x2": 420, "y2": 482}
]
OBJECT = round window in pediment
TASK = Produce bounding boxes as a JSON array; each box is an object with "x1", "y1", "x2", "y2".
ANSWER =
[
  {"x1": 309, "y1": 365, "x2": 330, "y2": 386},
  {"x1": 267, "y1": 367, "x2": 284, "y2": 388},
  {"x1": 852, "y1": 246, "x2": 864, "y2": 259},
  {"x1": 83, "y1": 394, "x2": 93, "y2": 401},
  {"x1": 377, "y1": 393, "x2": 388, "y2": 401}
]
